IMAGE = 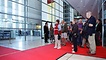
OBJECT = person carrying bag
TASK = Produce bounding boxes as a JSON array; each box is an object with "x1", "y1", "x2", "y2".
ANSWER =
[{"x1": 54, "y1": 20, "x2": 61, "y2": 49}]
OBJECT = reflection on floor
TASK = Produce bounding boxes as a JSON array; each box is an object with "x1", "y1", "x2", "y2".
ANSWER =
[
  {"x1": 0, "y1": 36, "x2": 106, "y2": 60},
  {"x1": 0, "y1": 36, "x2": 50, "y2": 51},
  {"x1": 58, "y1": 53, "x2": 106, "y2": 60}
]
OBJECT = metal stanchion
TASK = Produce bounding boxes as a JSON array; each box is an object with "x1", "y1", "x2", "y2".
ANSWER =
[{"x1": 102, "y1": 0, "x2": 106, "y2": 47}]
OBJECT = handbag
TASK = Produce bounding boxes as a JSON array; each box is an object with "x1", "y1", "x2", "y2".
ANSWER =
[
  {"x1": 58, "y1": 34, "x2": 61, "y2": 40},
  {"x1": 73, "y1": 33, "x2": 78, "y2": 37}
]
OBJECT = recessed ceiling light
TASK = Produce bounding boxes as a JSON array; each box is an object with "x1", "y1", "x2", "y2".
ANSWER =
[{"x1": 81, "y1": 0, "x2": 82, "y2": 2}]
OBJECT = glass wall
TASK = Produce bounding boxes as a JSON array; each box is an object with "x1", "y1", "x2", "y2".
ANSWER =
[
  {"x1": 0, "y1": 0, "x2": 41, "y2": 41},
  {"x1": 41, "y1": 0, "x2": 64, "y2": 38},
  {"x1": 63, "y1": 1, "x2": 74, "y2": 24},
  {"x1": 0, "y1": 0, "x2": 74, "y2": 41}
]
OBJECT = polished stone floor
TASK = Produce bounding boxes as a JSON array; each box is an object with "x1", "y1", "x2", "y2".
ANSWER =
[
  {"x1": 58, "y1": 53, "x2": 106, "y2": 60},
  {"x1": 0, "y1": 36, "x2": 106, "y2": 60},
  {"x1": 0, "y1": 36, "x2": 50, "y2": 50}
]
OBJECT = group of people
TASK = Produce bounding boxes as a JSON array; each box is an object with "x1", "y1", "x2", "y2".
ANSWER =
[{"x1": 44, "y1": 11, "x2": 102, "y2": 55}]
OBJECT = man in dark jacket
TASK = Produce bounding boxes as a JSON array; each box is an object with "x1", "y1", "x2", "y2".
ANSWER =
[
  {"x1": 44, "y1": 22, "x2": 49, "y2": 43},
  {"x1": 72, "y1": 20, "x2": 78, "y2": 53},
  {"x1": 86, "y1": 11, "x2": 96, "y2": 55}
]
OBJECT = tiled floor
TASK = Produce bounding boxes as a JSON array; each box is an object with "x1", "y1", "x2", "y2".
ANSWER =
[
  {"x1": 58, "y1": 53, "x2": 106, "y2": 60},
  {"x1": 0, "y1": 36, "x2": 106, "y2": 60}
]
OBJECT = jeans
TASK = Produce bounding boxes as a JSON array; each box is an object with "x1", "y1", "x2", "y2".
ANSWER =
[{"x1": 77, "y1": 32, "x2": 82, "y2": 46}]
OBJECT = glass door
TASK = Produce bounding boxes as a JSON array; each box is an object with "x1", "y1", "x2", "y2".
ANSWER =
[{"x1": 102, "y1": 0, "x2": 106, "y2": 46}]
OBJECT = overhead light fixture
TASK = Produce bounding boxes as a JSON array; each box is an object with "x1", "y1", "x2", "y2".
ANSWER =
[
  {"x1": 81, "y1": 0, "x2": 82, "y2": 2},
  {"x1": 36, "y1": 24, "x2": 41, "y2": 30}
]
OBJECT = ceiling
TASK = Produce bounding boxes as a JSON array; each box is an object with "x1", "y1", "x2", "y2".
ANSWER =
[{"x1": 66, "y1": 0, "x2": 102, "y2": 19}]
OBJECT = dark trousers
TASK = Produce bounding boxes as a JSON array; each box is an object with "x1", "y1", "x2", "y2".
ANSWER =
[
  {"x1": 95, "y1": 32, "x2": 101, "y2": 46},
  {"x1": 69, "y1": 32, "x2": 72, "y2": 42},
  {"x1": 78, "y1": 31, "x2": 82, "y2": 46},
  {"x1": 44, "y1": 33, "x2": 48, "y2": 43},
  {"x1": 72, "y1": 36, "x2": 78, "y2": 52},
  {"x1": 50, "y1": 35, "x2": 54, "y2": 40}
]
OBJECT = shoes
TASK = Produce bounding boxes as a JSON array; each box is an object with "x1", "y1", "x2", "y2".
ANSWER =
[
  {"x1": 45, "y1": 41, "x2": 49, "y2": 43},
  {"x1": 72, "y1": 45, "x2": 74, "y2": 47},
  {"x1": 80, "y1": 46, "x2": 84, "y2": 48},
  {"x1": 72, "y1": 51, "x2": 75, "y2": 53},
  {"x1": 54, "y1": 46, "x2": 57, "y2": 48},
  {"x1": 47, "y1": 41, "x2": 49, "y2": 43},
  {"x1": 86, "y1": 46, "x2": 89, "y2": 48},
  {"x1": 87, "y1": 51, "x2": 96, "y2": 55},
  {"x1": 57, "y1": 47, "x2": 61, "y2": 49},
  {"x1": 54, "y1": 47, "x2": 61, "y2": 49},
  {"x1": 88, "y1": 53, "x2": 96, "y2": 55},
  {"x1": 62, "y1": 44, "x2": 66, "y2": 46},
  {"x1": 72, "y1": 48, "x2": 77, "y2": 53}
]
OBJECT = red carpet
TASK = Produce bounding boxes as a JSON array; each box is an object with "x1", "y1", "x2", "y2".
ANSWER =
[
  {"x1": 75, "y1": 45, "x2": 106, "y2": 58},
  {"x1": 0, "y1": 46, "x2": 20, "y2": 56},
  {"x1": 0, "y1": 43, "x2": 106, "y2": 60}
]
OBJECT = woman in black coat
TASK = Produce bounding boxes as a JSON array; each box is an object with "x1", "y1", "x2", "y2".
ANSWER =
[
  {"x1": 44, "y1": 22, "x2": 49, "y2": 43},
  {"x1": 95, "y1": 19, "x2": 102, "y2": 46}
]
